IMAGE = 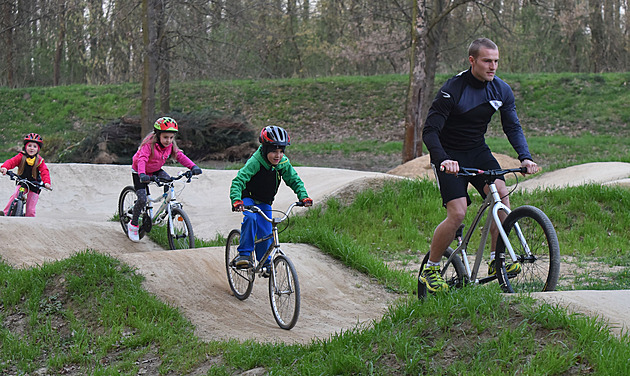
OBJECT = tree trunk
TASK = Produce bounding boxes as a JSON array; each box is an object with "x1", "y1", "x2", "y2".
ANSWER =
[
  {"x1": 53, "y1": 1, "x2": 67, "y2": 86},
  {"x1": 141, "y1": 0, "x2": 158, "y2": 136},
  {"x1": 156, "y1": 0, "x2": 170, "y2": 113},
  {"x1": 2, "y1": 0, "x2": 14, "y2": 87},
  {"x1": 402, "y1": 0, "x2": 427, "y2": 163}
]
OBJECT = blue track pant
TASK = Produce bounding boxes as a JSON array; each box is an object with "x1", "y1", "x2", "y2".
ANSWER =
[{"x1": 238, "y1": 197, "x2": 272, "y2": 262}]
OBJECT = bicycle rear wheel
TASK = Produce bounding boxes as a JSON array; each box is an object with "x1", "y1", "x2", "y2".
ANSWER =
[
  {"x1": 269, "y1": 254, "x2": 300, "y2": 330},
  {"x1": 225, "y1": 229, "x2": 254, "y2": 300},
  {"x1": 167, "y1": 206, "x2": 194, "y2": 250},
  {"x1": 496, "y1": 205, "x2": 560, "y2": 293},
  {"x1": 117, "y1": 186, "x2": 147, "y2": 240},
  {"x1": 418, "y1": 247, "x2": 466, "y2": 299}
]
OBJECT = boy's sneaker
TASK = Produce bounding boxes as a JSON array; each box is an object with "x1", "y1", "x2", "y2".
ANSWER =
[
  {"x1": 234, "y1": 254, "x2": 252, "y2": 269},
  {"x1": 488, "y1": 259, "x2": 522, "y2": 276},
  {"x1": 260, "y1": 258, "x2": 272, "y2": 278},
  {"x1": 419, "y1": 265, "x2": 449, "y2": 293},
  {"x1": 127, "y1": 223, "x2": 140, "y2": 242}
]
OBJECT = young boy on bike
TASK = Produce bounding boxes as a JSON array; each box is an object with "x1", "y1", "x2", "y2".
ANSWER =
[
  {"x1": 127, "y1": 116, "x2": 203, "y2": 242},
  {"x1": 230, "y1": 125, "x2": 313, "y2": 276},
  {"x1": 0, "y1": 133, "x2": 52, "y2": 217}
]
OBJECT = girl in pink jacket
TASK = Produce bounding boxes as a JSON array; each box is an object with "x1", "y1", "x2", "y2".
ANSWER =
[
  {"x1": 0, "y1": 133, "x2": 52, "y2": 217},
  {"x1": 127, "y1": 117, "x2": 202, "y2": 241}
]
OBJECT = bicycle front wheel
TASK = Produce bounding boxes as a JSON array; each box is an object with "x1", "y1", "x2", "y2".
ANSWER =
[
  {"x1": 167, "y1": 206, "x2": 195, "y2": 250},
  {"x1": 417, "y1": 247, "x2": 466, "y2": 299},
  {"x1": 8, "y1": 200, "x2": 22, "y2": 217},
  {"x1": 118, "y1": 186, "x2": 146, "y2": 240},
  {"x1": 225, "y1": 229, "x2": 254, "y2": 300},
  {"x1": 496, "y1": 205, "x2": 560, "y2": 293},
  {"x1": 269, "y1": 254, "x2": 300, "y2": 330}
]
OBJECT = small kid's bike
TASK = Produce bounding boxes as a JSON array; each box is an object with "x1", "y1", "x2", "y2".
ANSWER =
[
  {"x1": 4, "y1": 171, "x2": 52, "y2": 216},
  {"x1": 225, "y1": 202, "x2": 304, "y2": 330},
  {"x1": 118, "y1": 170, "x2": 196, "y2": 250},
  {"x1": 418, "y1": 167, "x2": 561, "y2": 298}
]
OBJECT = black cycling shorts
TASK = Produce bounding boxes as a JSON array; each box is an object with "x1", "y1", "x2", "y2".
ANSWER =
[{"x1": 433, "y1": 144, "x2": 503, "y2": 207}]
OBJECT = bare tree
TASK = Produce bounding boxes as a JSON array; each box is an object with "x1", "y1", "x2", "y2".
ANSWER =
[
  {"x1": 402, "y1": 0, "x2": 470, "y2": 163},
  {"x1": 141, "y1": 0, "x2": 159, "y2": 136},
  {"x1": 1, "y1": 0, "x2": 15, "y2": 87}
]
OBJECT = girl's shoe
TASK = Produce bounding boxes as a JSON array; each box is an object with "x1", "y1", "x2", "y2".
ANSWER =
[{"x1": 127, "y1": 223, "x2": 140, "y2": 242}]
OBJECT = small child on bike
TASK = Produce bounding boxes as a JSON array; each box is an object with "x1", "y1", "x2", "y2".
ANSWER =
[
  {"x1": 0, "y1": 133, "x2": 52, "y2": 217},
  {"x1": 127, "y1": 116, "x2": 202, "y2": 242},
  {"x1": 230, "y1": 125, "x2": 313, "y2": 275}
]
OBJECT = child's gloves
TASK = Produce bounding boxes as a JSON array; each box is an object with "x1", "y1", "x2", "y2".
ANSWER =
[
  {"x1": 191, "y1": 166, "x2": 202, "y2": 175},
  {"x1": 139, "y1": 173, "x2": 151, "y2": 183},
  {"x1": 232, "y1": 200, "x2": 244, "y2": 212},
  {"x1": 301, "y1": 197, "x2": 313, "y2": 207}
]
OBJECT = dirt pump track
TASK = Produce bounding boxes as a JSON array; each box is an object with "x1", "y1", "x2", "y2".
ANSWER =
[
  {"x1": 1, "y1": 161, "x2": 630, "y2": 342},
  {"x1": 0, "y1": 163, "x2": 400, "y2": 344}
]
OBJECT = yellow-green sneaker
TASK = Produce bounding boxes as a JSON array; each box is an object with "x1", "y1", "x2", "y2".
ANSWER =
[
  {"x1": 488, "y1": 259, "x2": 522, "y2": 276},
  {"x1": 419, "y1": 265, "x2": 449, "y2": 293}
]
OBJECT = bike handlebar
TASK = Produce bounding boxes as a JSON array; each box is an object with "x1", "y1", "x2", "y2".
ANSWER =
[
  {"x1": 456, "y1": 167, "x2": 527, "y2": 178},
  {"x1": 150, "y1": 170, "x2": 194, "y2": 186},
  {"x1": 242, "y1": 201, "x2": 305, "y2": 223},
  {"x1": 6, "y1": 171, "x2": 52, "y2": 191}
]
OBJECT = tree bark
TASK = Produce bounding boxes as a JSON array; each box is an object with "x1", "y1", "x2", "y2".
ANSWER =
[
  {"x1": 53, "y1": 1, "x2": 67, "y2": 86},
  {"x1": 402, "y1": 0, "x2": 427, "y2": 163},
  {"x1": 141, "y1": 0, "x2": 159, "y2": 136},
  {"x1": 2, "y1": 0, "x2": 14, "y2": 87}
]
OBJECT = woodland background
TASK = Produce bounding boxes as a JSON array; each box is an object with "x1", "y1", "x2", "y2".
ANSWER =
[{"x1": 2, "y1": 0, "x2": 628, "y2": 88}]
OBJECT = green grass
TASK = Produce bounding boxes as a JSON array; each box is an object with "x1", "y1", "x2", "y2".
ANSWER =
[
  {"x1": 2, "y1": 72, "x2": 629, "y2": 164},
  {"x1": 2, "y1": 253, "x2": 629, "y2": 374}
]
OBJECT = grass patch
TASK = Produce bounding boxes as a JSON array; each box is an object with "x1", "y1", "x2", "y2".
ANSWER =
[{"x1": 3, "y1": 253, "x2": 629, "y2": 374}]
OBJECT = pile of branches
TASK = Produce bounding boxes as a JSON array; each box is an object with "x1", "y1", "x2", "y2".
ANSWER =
[{"x1": 59, "y1": 108, "x2": 258, "y2": 164}]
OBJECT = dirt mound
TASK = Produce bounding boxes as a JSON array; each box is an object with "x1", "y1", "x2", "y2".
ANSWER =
[{"x1": 386, "y1": 153, "x2": 521, "y2": 179}]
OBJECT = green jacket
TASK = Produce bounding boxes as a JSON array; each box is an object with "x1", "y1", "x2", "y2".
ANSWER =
[{"x1": 230, "y1": 146, "x2": 308, "y2": 205}]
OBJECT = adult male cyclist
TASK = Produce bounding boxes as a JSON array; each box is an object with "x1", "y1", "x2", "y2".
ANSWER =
[{"x1": 420, "y1": 38, "x2": 540, "y2": 292}]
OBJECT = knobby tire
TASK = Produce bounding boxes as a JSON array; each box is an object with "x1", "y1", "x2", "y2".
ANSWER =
[{"x1": 496, "y1": 205, "x2": 560, "y2": 293}]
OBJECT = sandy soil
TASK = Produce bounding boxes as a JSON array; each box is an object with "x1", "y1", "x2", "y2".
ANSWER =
[{"x1": 1, "y1": 160, "x2": 629, "y2": 341}]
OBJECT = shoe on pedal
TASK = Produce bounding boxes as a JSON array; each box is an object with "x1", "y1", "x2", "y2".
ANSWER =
[
  {"x1": 419, "y1": 265, "x2": 448, "y2": 293},
  {"x1": 488, "y1": 259, "x2": 522, "y2": 276},
  {"x1": 234, "y1": 254, "x2": 252, "y2": 269},
  {"x1": 260, "y1": 257, "x2": 272, "y2": 278},
  {"x1": 127, "y1": 223, "x2": 140, "y2": 242}
]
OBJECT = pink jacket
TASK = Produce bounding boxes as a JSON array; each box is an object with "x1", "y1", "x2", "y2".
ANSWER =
[
  {"x1": 2, "y1": 153, "x2": 51, "y2": 184},
  {"x1": 131, "y1": 142, "x2": 195, "y2": 175}
]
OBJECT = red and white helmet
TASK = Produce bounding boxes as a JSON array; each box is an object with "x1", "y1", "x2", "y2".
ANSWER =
[
  {"x1": 24, "y1": 133, "x2": 43, "y2": 148},
  {"x1": 259, "y1": 126, "x2": 290, "y2": 147}
]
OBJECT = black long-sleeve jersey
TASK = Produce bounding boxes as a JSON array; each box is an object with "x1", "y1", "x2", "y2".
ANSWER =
[{"x1": 422, "y1": 68, "x2": 532, "y2": 166}]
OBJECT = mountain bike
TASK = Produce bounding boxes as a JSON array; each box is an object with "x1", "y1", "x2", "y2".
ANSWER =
[
  {"x1": 4, "y1": 171, "x2": 52, "y2": 216},
  {"x1": 418, "y1": 167, "x2": 560, "y2": 298},
  {"x1": 118, "y1": 170, "x2": 196, "y2": 250},
  {"x1": 225, "y1": 202, "x2": 304, "y2": 330}
]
